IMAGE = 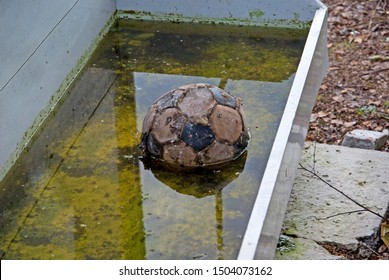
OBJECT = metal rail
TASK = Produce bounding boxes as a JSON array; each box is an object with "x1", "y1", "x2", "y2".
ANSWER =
[{"x1": 238, "y1": 1, "x2": 328, "y2": 259}]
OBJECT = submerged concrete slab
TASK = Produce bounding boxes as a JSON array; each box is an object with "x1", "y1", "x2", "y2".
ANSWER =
[{"x1": 277, "y1": 142, "x2": 389, "y2": 259}]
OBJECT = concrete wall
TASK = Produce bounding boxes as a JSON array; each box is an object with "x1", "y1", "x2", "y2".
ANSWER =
[
  {"x1": 116, "y1": 0, "x2": 321, "y2": 27},
  {"x1": 0, "y1": 0, "x2": 116, "y2": 179}
]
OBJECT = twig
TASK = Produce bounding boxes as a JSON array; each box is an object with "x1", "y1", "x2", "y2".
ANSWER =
[
  {"x1": 368, "y1": 7, "x2": 376, "y2": 32},
  {"x1": 359, "y1": 242, "x2": 381, "y2": 257},
  {"x1": 378, "y1": 0, "x2": 387, "y2": 11},
  {"x1": 362, "y1": 66, "x2": 389, "y2": 75},
  {"x1": 310, "y1": 209, "x2": 369, "y2": 221},
  {"x1": 313, "y1": 142, "x2": 317, "y2": 173},
  {"x1": 299, "y1": 163, "x2": 388, "y2": 222}
]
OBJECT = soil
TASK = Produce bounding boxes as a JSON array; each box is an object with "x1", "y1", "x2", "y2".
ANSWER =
[
  {"x1": 319, "y1": 230, "x2": 389, "y2": 260},
  {"x1": 307, "y1": 0, "x2": 389, "y2": 259},
  {"x1": 320, "y1": 242, "x2": 389, "y2": 260},
  {"x1": 307, "y1": 0, "x2": 389, "y2": 151}
]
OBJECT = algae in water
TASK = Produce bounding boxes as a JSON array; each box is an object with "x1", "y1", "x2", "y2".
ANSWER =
[{"x1": 0, "y1": 19, "x2": 307, "y2": 259}]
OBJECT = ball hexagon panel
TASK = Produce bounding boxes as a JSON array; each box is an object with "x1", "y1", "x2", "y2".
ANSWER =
[{"x1": 209, "y1": 105, "x2": 243, "y2": 144}]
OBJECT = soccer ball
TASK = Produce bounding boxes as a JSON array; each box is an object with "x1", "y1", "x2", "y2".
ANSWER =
[{"x1": 139, "y1": 83, "x2": 250, "y2": 170}]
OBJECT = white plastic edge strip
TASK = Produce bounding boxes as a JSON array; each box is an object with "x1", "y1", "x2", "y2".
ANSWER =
[{"x1": 237, "y1": 5, "x2": 328, "y2": 260}]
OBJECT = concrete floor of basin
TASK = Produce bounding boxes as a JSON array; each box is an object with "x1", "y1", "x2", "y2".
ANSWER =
[{"x1": 277, "y1": 142, "x2": 389, "y2": 260}]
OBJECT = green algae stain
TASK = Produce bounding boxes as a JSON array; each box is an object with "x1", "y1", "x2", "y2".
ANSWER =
[
  {"x1": 0, "y1": 19, "x2": 307, "y2": 259},
  {"x1": 119, "y1": 10, "x2": 311, "y2": 29},
  {"x1": 249, "y1": 9, "x2": 265, "y2": 19}
]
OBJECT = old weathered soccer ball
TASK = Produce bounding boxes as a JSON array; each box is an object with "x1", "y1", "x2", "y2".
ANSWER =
[{"x1": 139, "y1": 83, "x2": 250, "y2": 170}]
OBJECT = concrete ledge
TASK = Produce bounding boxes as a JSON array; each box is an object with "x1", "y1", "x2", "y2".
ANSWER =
[
  {"x1": 116, "y1": 0, "x2": 320, "y2": 27},
  {"x1": 277, "y1": 142, "x2": 389, "y2": 259}
]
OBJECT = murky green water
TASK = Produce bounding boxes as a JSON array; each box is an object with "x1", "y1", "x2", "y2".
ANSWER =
[{"x1": 0, "y1": 19, "x2": 307, "y2": 259}]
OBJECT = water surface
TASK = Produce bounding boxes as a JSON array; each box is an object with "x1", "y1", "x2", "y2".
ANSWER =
[{"x1": 0, "y1": 19, "x2": 307, "y2": 259}]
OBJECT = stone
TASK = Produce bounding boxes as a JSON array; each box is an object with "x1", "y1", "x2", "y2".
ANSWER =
[
  {"x1": 341, "y1": 129, "x2": 388, "y2": 150},
  {"x1": 278, "y1": 142, "x2": 389, "y2": 259}
]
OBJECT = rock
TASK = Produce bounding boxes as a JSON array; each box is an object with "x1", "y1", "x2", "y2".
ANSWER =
[
  {"x1": 278, "y1": 142, "x2": 389, "y2": 259},
  {"x1": 341, "y1": 129, "x2": 388, "y2": 150}
]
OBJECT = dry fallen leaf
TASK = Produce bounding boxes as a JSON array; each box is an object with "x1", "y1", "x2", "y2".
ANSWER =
[
  {"x1": 354, "y1": 36, "x2": 364, "y2": 44},
  {"x1": 381, "y1": 222, "x2": 389, "y2": 249},
  {"x1": 332, "y1": 95, "x2": 345, "y2": 103},
  {"x1": 344, "y1": 121, "x2": 357, "y2": 127},
  {"x1": 318, "y1": 111, "x2": 329, "y2": 118},
  {"x1": 368, "y1": 100, "x2": 381, "y2": 106},
  {"x1": 331, "y1": 119, "x2": 344, "y2": 125}
]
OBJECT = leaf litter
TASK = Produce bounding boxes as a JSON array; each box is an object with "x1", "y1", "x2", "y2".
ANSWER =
[
  {"x1": 307, "y1": 0, "x2": 389, "y2": 152},
  {"x1": 306, "y1": 0, "x2": 389, "y2": 259}
]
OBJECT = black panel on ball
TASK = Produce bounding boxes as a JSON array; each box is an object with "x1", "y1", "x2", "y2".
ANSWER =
[{"x1": 181, "y1": 122, "x2": 215, "y2": 151}]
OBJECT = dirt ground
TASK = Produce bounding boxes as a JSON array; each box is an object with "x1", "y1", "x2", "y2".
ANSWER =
[{"x1": 307, "y1": 0, "x2": 389, "y2": 151}]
